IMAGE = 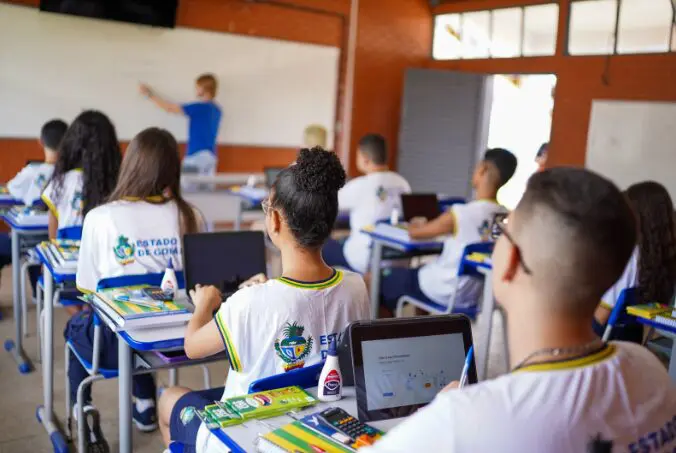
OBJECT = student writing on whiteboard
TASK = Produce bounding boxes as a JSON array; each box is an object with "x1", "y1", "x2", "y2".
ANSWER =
[{"x1": 139, "y1": 74, "x2": 222, "y2": 175}]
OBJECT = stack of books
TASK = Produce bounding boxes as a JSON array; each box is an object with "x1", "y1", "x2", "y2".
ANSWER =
[
  {"x1": 654, "y1": 309, "x2": 676, "y2": 329},
  {"x1": 7, "y1": 206, "x2": 48, "y2": 226},
  {"x1": 626, "y1": 303, "x2": 672, "y2": 319},
  {"x1": 87, "y1": 285, "x2": 192, "y2": 330},
  {"x1": 41, "y1": 239, "x2": 80, "y2": 273}
]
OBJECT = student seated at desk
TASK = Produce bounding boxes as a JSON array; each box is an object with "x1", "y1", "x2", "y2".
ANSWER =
[
  {"x1": 363, "y1": 168, "x2": 676, "y2": 453},
  {"x1": 158, "y1": 148, "x2": 370, "y2": 453},
  {"x1": 594, "y1": 181, "x2": 676, "y2": 343},
  {"x1": 323, "y1": 134, "x2": 411, "y2": 273},
  {"x1": 378, "y1": 148, "x2": 516, "y2": 315},
  {"x1": 68, "y1": 128, "x2": 204, "y2": 448},
  {"x1": 42, "y1": 110, "x2": 122, "y2": 240},
  {"x1": 0, "y1": 119, "x2": 67, "y2": 278}
]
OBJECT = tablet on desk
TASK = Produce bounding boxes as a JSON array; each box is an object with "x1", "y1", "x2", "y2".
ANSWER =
[{"x1": 350, "y1": 315, "x2": 476, "y2": 422}]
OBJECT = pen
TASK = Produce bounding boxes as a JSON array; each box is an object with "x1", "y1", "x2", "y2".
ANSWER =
[{"x1": 459, "y1": 346, "x2": 473, "y2": 388}]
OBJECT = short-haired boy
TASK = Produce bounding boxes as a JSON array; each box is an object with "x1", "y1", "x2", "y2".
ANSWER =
[
  {"x1": 363, "y1": 168, "x2": 676, "y2": 453},
  {"x1": 323, "y1": 133, "x2": 411, "y2": 273},
  {"x1": 379, "y1": 148, "x2": 517, "y2": 314},
  {"x1": 140, "y1": 74, "x2": 222, "y2": 175}
]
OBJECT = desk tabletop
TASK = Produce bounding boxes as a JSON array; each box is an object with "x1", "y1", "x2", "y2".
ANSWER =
[
  {"x1": 36, "y1": 242, "x2": 78, "y2": 282},
  {"x1": 1, "y1": 210, "x2": 49, "y2": 231},
  {"x1": 361, "y1": 224, "x2": 443, "y2": 251},
  {"x1": 228, "y1": 185, "x2": 268, "y2": 203},
  {"x1": 216, "y1": 387, "x2": 403, "y2": 451},
  {"x1": 634, "y1": 317, "x2": 676, "y2": 337}
]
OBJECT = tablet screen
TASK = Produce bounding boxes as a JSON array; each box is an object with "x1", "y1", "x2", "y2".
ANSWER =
[{"x1": 361, "y1": 333, "x2": 465, "y2": 411}]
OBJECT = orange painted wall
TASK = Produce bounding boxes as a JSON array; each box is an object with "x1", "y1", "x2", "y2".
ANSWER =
[{"x1": 430, "y1": 0, "x2": 676, "y2": 167}]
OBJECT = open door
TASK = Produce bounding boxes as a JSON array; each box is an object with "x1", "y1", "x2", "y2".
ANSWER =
[{"x1": 398, "y1": 69, "x2": 492, "y2": 197}]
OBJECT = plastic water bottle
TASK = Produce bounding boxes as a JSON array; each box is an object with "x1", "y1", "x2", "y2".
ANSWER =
[
  {"x1": 246, "y1": 175, "x2": 256, "y2": 187},
  {"x1": 390, "y1": 208, "x2": 400, "y2": 226},
  {"x1": 318, "y1": 338, "x2": 342, "y2": 402},
  {"x1": 160, "y1": 258, "x2": 178, "y2": 298}
]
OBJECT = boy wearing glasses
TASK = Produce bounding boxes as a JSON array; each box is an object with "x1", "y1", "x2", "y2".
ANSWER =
[
  {"x1": 379, "y1": 148, "x2": 517, "y2": 314},
  {"x1": 364, "y1": 168, "x2": 676, "y2": 453}
]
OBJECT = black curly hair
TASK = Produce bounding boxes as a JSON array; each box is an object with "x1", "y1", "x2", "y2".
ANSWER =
[
  {"x1": 626, "y1": 181, "x2": 676, "y2": 305},
  {"x1": 51, "y1": 110, "x2": 122, "y2": 217},
  {"x1": 271, "y1": 147, "x2": 346, "y2": 248}
]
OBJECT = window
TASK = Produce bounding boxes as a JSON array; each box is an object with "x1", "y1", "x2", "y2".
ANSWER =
[
  {"x1": 523, "y1": 4, "x2": 559, "y2": 56},
  {"x1": 568, "y1": 0, "x2": 676, "y2": 55},
  {"x1": 432, "y1": 3, "x2": 559, "y2": 60}
]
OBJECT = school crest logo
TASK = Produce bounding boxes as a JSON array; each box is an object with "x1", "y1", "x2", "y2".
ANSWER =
[
  {"x1": 478, "y1": 220, "x2": 491, "y2": 241},
  {"x1": 113, "y1": 235, "x2": 135, "y2": 265},
  {"x1": 376, "y1": 186, "x2": 388, "y2": 202},
  {"x1": 35, "y1": 174, "x2": 48, "y2": 190},
  {"x1": 274, "y1": 322, "x2": 313, "y2": 372},
  {"x1": 71, "y1": 191, "x2": 83, "y2": 214}
]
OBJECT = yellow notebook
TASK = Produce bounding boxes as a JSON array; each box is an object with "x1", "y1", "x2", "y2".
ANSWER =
[{"x1": 626, "y1": 303, "x2": 671, "y2": 319}]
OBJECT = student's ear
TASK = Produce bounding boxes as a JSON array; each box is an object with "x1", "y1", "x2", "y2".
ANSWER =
[
  {"x1": 500, "y1": 243, "x2": 520, "y2": 282},
  {"x1": 270, "y1": 209, "x2": 282, "y2": 235}
]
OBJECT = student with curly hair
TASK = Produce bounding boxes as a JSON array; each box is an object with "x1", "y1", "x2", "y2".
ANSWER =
[
  {"x1": 594, "y1": 181, "x2": 676, "y2": 342},
  {"x1": 158, "y1": 147, "x2": 370, "y2": 453},
  {"x1": 42, "y1": 110, "x2": 122, "y2": 239}
]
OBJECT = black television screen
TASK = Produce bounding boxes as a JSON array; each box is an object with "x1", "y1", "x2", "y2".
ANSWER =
[{"x1": 40, "y1": 0, "x2": 179, "y2": 28}]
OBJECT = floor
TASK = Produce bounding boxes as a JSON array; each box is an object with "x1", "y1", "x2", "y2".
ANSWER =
[{"x1": 0, "y1": 264, "x2": 509, "y2": 453}]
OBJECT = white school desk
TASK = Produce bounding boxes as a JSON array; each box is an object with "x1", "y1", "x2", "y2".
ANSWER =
[
  {"x1": 34, "y1": 242, "x2": 77, "y2": 451},
  {"x1": 181, "y1": 172, "x2": 263, "y2": 187},
  {"x1": 0, "y1": 187, "x2": 21, "y2": 207},
  {"x1": 227, "y1": 186, "x2": 268, "y2": 231},
  {"x1": 1, "y1": 210, "x2": 48, "y2": 374},
  {"x1": 213, "y1": 387, "x2": 403, "y2": 451},
  {"x1": 633, "y1": 317, "x2": 676, "y2": 383}
]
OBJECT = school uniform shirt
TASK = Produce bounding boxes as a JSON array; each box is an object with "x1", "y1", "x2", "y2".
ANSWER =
[
  {"x1": 196, "y1": 270, "x2": 370, "y2": 453},
  {"x1": 601, "y1": 247, "x2": 639, "y2": 309},
  {"x1": 7, "y1": 162, "x2": 54, "y2": 206},
  {"x1": 339, "y1": 172, "x2": 412, "y2": 273},
  {"x1": 76, "y1": 199, "x2": 203, "y2": 292},
  {"x1": 181, "y1": 101, "x2": 222, "y2": 156},
  {"x1": 418, "y1": 199, "x2": 506, "y2": 308},
  {"x1": 41, "y1": 169, "x2": 84, "y2": 230},
  {"x1": 362, "y1": 342, "x2": 676, "y2": 453}
]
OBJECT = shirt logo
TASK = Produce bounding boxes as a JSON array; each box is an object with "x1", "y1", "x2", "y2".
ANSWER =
[
  {"x1": 71, "y1": 191, "x2": 83, "y2": 214},
  {"x1": 274, "y1": 321, "x2": 314, "y2": 372},
  {"x1": 478, "y1": 220, "x2": 491, "y2": 241},
  {"x1": 113, "y1": 235, "x2": 136, "y2": 265},
  {"x1": 35, "y1": 174, "x2": 48, "y2": 190},
  {"x1": 376, "y1": 186, "x2": 388, "y2": 202}
]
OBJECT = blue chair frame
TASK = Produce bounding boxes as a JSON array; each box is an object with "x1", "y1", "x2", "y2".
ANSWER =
[
  {"x1": 395, "y1": 242, "x2": 494, "y2": 320},
  {"x1": 602, "y1": 287, "x2": 639, "y2": 341},
  {"x1": 248, "y1": 362, "x2": 325, "y2": 393}
]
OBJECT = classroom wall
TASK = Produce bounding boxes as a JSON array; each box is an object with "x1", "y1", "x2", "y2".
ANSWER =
[{"x1": 430, "y1": 0, "x2": 676, "y2": 167}]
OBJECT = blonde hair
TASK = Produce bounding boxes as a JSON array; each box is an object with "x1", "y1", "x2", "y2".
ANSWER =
[
  {"x1": 196, "y1": 73, "x2": 218, "y2": 98},
  {"x1": 303, "y1": 124, "x2": 328, "y2": 149}
]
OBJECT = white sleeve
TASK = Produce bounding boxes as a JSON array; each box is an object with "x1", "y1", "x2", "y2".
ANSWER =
[
  {"x1": 7, "y1": 166, "x2": 33, "y2": 201},
  {"x1": 214, "y1": 290, "x2": 251, "y2": 373},
  {"x1": 338, "y1": 178, "x2": 363, "y2": 211},
  {"x1": 76, "y1": 212, "x2": 102, "y2": 293},
  {"x1": 41, "y1": 179, "x2": 58, "y2": 218}
]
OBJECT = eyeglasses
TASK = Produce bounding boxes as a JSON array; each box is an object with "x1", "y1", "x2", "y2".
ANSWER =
[{"x1": 491, "y1": 213, "x2": 533, "y2": 275}]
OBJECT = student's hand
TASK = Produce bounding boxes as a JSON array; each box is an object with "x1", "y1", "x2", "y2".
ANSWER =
[
  {"x1": 410, "y1": 217, "x2": 428, "y2": 226},
  {"x1": 441, "y1": 381, "x2": 460, "y2": 393},
  {"x1": 239, "y1": 273, "x2": 268, "y2": 289},
  {"x1": 190, "y1": 284, "x2": 222, "y2": 313},
  {"x1": 139, "y1": 83, "x2": 152, "y2": 97}
]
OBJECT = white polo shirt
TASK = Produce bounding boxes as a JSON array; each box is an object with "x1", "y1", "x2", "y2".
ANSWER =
[
  {"x1": 363, "y1": 342, "x2": 676, "y2": 453},
  {"x1": 41, "y1": 169, "x2": 84, "y2": 230},
  {"x1": 7, "y1": 162, "x2": 54, "y2": 206},
  {"x1": 196, "y1": 269, "x2": 370, "y2": 453},
  {"x1": 601, "y1": 247, "x2": 639, "y2": 309},
  {"x1": 339, "y1": 172, "x2": 411, "y2": 273},
  {"x1": 76, "y1": 198, "x2": 204, "y2": 292},
  {"x1": 418, "y1": 199, "x2": 506, "y2": 308}
]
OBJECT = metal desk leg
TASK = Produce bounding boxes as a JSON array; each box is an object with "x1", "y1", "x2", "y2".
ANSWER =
[
  {"x1": 119, "y1": 338, "x2": 133, "y2": 453},
  {"x1": 475, "y1": 268, "x2": 495, "y2": 381},
  {"x1": 369, "y1": 241, "x2": 383, "y2": 319},
  {"x1": 234, "y1": 199, "x2": 243, "y2": 231},
  {"x1": 669, "y1": 340, "x2": 676, "y2": 383},
  {"x1": 4, "y1": 227, "x2": 31, "y2": 373}
]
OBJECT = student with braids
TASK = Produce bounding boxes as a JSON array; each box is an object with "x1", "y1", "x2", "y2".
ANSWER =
[
  {"x1": 594, "y1": 181, "x2": 676, "y2": 342},
  {"x1": 68, "y1": 128, "x2": 205, "y2": 450},
  {"x1": 159, "y1": 147, "x2": 370, "y2": 453},
  {"x1": 42, "y1": 110, "x2": 122, "y2": 239}
]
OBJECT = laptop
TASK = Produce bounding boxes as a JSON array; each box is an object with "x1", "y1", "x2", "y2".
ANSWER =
[
  {"x1": 400, "y1": 194, "x2": 440, "y2": 222},
  {"x1": 349, "y1": 315, "x2": 476, "y2": 422},
  {"x1": 264, "y1": 167, "x2": 285, "y2": 189},
  {"x1": 183, "y1": 231, "x2": 267, "y2": 301}
]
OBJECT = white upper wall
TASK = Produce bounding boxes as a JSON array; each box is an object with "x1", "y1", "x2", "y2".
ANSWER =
[{"x1": 0, "y1": 4, "x2": 340, "y2": 148}]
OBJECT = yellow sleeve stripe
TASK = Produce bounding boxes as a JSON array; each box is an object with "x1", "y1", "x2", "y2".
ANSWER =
[
  {"x1": 76, "y1": 285, "x2": 93, "y2": 295},
  {"x1": 600, "y1": 300, "x2": 614, "y2": 310},
  {"x1": 41, "y1": 193, "x2": 59, "y2": 219},
  {"x1": 449, "y1": 209, "x2": 458, "y2": 237},
  {"x1": 215, "y1": 311, "x2": 242, "y2": 372}
]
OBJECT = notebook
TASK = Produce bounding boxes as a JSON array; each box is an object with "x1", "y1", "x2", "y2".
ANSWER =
[
  {"x1": 626, "y1": 303, "x2": 671, "y2": 319},
  {"x1": 654, "y1": 312, "x2": 676, "y2": 329},
  {"x1": 90, "y1": 285, "x2": 191, "y2": 330},
  {"x1": 257, "y1": 421, "x2": 355, "y2": 453},
  {"x1": 8, "y1": 206, "x2": 48, "y2": 225}
]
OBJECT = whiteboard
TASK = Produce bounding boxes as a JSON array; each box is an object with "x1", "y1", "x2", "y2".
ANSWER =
[
  {"x1": 0, "y1": 4, "x2": 339, "y2": 148},
  {"x1": 586, "y1": 100, "x2": 676, "y2": 200}
]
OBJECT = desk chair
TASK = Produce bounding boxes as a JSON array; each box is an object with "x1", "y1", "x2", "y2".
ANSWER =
[
  {"x1": 248, "y1": 362, "x2": 324, "y2": 393},
  {"x1": 601, "y1": 288, "x2": 639, "y2": 342},
  {"x1": 395, "y1": 242, "x2": 494, "y2": 320}
]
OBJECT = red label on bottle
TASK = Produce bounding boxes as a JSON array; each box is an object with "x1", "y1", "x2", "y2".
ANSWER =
[{"x1": 323, "y1": 370, "x2": 341, "y2": 395}]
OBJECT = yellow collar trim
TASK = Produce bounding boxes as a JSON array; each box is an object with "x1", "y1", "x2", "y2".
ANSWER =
[
  {"x1": 121, "y1": 195, "x2": 165, "y2": 203},
  {"x1": 277, "y1": 270, "x2": 343, "y2": 290},
  {"x1": 514, "y1": 344, "x2": 616, "y2": 373}
]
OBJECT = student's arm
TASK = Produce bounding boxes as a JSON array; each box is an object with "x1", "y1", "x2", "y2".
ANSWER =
[
  {"x1": 7, "y1": 166, "x2": 31, "y2": 199},
  {"x1": 594, "y1": 304, "x2": 612, "y2": 326},
  {"x1": 139, "y1": 84, "x2": 183, "y2": 115},
  {"x1": 408, "y1": 209, "x2": 456, "y2": 240},
  {"x1": 184, "y1": 285, "x2": 226, "y2": 359},
  {"x1": 337, "y1": 178, "x2": 361, "y2": 211},
  {"x1": 48, "y1": 212, "x2": 58, "y2": 240}
]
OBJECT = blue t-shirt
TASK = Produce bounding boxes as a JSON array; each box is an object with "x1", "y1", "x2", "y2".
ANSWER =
[{"x1": 181, "y1": 101, "x2": 222, "y2": 156}]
